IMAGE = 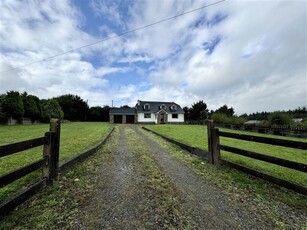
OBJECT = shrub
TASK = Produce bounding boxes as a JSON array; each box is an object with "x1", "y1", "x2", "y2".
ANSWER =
[{"x1": 268, "y1": 112, "x2": 292, "y2": 126}]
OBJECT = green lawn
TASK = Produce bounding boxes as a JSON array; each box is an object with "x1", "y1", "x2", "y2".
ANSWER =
[
  {"x1": 145, "y1": 124, "x2": 307, "y2": 187},
  {"x1": 0, "y1": 122, "x2": 112, "y2": 203}
]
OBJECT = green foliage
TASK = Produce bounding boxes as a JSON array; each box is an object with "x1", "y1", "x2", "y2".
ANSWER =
[
  {"x1": 55, "y1": 94, "x2": 89, "y2": 121},
  {"x1": 212, "y1": 113, "x2": 231, "y2": 124},
  {"x1": 231, "y1": 116, "x2": 247, "y2": 125},
  {"x1": 268, "y1": 112, "x2": 292, "y2": 126},
  {"x1": 215, "y1": 104, "x2": 234, "y2": 117},
  {"x1": 22, "y1": 92, "x2": 41, "y2": 121},
  {"x1": 87, "y1": 105, "x2": 110, "y2": 121},
  {"x1": 43, "y1": 99, "x2": 64, "y2": 121},
  {"x1": 189, "y1": 100, "x2": 209, "y2": 120},
  {"x1": 1, "y1": 91, "x2": 24, "y2": 119}
]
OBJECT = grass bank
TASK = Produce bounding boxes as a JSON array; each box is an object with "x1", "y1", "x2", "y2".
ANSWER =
[
  {"x1": 144, "y1": 125, "x2": 307, "y2": 187},
  {"x1": 141, "y1": 128, "x2": 307, "y2": 228},
  {"x1": 0, "y1": 122, "x2": 112, "y2": 204},
  {"x1": 0, "y1": 130, "x2": 115, "y2": 229}
]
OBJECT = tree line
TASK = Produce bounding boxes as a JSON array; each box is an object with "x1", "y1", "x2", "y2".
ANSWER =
[
  {"x1": 0, "y1": 91, "x2": 306, "y2": 127},
  {"x1": 182, "y1": 100, "x2": 307, "y2": 127},
  {"x1": 0, "y1": 91, "x2": 110, "y2": 123}
]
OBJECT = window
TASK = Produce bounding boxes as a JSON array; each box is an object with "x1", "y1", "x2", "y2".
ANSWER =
[
  {"x1": 160, "y1": 104, "x2": 166, "y2": 109},
  {"x1": 144, "y1": 113, "x2": 151, "y2": 118},
  {"x1": 144, "y1": 103, "x2": 150, "y2": 110},
  {"x1": 172, "y1": 114, "x2": 178, "y2": 119},
  {"x1": 171, "y1": 104, "x2": 177, "y2": 111}
]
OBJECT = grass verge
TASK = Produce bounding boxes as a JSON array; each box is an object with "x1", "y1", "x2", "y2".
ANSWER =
[
  {"x1": 0, "y1": 131, "x2": 114, "y2": 229},
  {"x1": 141, "y1": 128, "x2": 307, "y2": 229},
  {"x1": 0, "y1": 122, "x2": 112, "y2": 204},
  {"x1": 145, "y1": 125, "x2": 307, "y2": 187}
]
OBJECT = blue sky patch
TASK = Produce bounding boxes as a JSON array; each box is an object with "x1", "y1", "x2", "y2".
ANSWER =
[{"x1": 203, "y1": 36, "x2": 221, "y2": 55}]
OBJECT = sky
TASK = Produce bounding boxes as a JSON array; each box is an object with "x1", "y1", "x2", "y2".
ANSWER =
[{"x1": 0, "y1": 0, "x2": 306, "y2": 115}]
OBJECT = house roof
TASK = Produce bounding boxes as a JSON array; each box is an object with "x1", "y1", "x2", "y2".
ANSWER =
[
  {"x1": 135, "y1": 100, "x2": 184, "y2": 114},
  {"x1": 244, "y1": 120, "x2": 261, "y2": 124},
  {"x1": 109, "y1": 108, "x2": 136, "y2": 115}
]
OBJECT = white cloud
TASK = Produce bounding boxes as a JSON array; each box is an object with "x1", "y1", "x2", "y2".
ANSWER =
[{"x1": 0, "y1": 0, "x2": 306, "y2": 115}]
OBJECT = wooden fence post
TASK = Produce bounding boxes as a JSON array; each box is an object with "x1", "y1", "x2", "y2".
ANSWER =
[
  {"x1": 49, "y1": 118, "x2": 60, "y2": 180},
  {"x1": 42, "y1": 131, "x2": 55, "y2": 185},
  {"x1": 212, "y1": 128, "x2": 220, "y2": 165},
  {"x1": 207, "y1": 120, "x2": 214, "y2": 164},
  {"x1": 207, "y1": 120, "x2": 220, "y2": 165}
]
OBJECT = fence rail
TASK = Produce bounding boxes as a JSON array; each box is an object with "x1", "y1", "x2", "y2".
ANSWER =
[
  {"x1": 0, "y1": 137, "x2": 47, "y2": 158},
  {"x1": 219, "y1": 145, "x2": 307, "y2": 173},
  {"x1": 0, "y1": 120, "x2": 113, "y2": 219},
  {"x1": 0, "y1": 119, "x2": 60, "y2": 218},
  {"x1": 0, "y1": 158, "x2": 46, "y2": 188},
  {"x1": 207, "y1": 120, "x2": 307, "y2": 195},
  {"x1": 218, "y1": 131, "x2": 307, "y2": 150},
  {"x1": 143, "y1": 122, "x2": 307, "y2": 195}
]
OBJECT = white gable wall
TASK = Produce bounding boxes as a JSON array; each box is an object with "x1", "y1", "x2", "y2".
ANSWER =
[{"x1": 167, "y1": 114, "x2": 184, "y2": 123}]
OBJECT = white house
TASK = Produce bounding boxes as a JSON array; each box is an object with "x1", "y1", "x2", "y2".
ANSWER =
[{"x1": 109, "y1": 100, "x2": 185, "y2": 124}]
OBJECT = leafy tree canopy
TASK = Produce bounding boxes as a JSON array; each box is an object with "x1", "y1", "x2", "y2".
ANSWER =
[
  {"x1": 215, "y1": 105, "x2": 234, "y2": 117},
  {"x1": 43, "y1": 99, "x2": 64, "y2": 121},
  {"x1": 55, "y1": 94, "x2": 88, "y2": 121},
  {"x1": 1, "y1": 91, "x2": 24, "y2": 119}
]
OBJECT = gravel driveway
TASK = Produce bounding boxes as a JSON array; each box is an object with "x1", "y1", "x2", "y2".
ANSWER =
[{"x1": 76, "y1": 125, "x2": 306, "y2": 229}]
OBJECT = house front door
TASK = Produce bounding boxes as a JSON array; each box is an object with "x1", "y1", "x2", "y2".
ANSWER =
[{"x1": 158, "y1": 112, "x2": 167, "y2": 124}]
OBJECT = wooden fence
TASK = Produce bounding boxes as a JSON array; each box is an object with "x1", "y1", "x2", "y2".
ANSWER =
[
  {"x1": 207, "y1": 120, "x2": 307, "y2": 195},
  {"x1": 0, "y1": 120, "x2": 113, "y2": 218},
  {"x1": 143, "y1": 121, "x2": 307, "y2": 195},
  {"x1": 0, "y1": 119, "x2": 60, "y2": 218}
]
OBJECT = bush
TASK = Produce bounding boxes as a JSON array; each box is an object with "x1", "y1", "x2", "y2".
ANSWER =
[
  {"x1": 212, "y1": 113, "x2": 232, "y2": 124},
  {"x1": 268, "y1": 112, "x2": 292, "y2": 126}
]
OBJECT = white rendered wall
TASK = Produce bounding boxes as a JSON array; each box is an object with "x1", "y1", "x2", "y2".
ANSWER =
[
  {"x1": 167, "y1": 114, "x2": 184, "y2": 123},
  {"x1": 137, "y1": 112, "x2": 156, "y2": 123}
]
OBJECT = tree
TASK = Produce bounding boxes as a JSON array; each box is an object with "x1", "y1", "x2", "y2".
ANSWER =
[
  {"x1": 56, "y1": 94, "x2": 88, "y2": 121},
  {"x1": 120, "y1": 105, "x2": 130, "y2": 108},
  {"x1": 43, "y1": 99, "x2": 64, "y2": 121},
  {"x1": 215, "y1": 105, "x2": 234, "y2": 117},
  {"x1": 1, "y1": 91, "x2": 24, "y2": 119},
  {"x1": 212, "y1": 113, "x2": 231, "y2": 124},
  {"x1": 268, "y1": 112, "x2": 292, "y2": 126},
  {"x1": 183, "y1": 106, "x2": 192, "y2": 120},
  {"x1": 22, "y1": 92, "x2": 41, "y2": 121},
  {"x1": 86, "y1": 105, "x2": 110, "y2": 121},
  {"x1": 190, "y1": 100, "x2": 209, "y2": 120}
]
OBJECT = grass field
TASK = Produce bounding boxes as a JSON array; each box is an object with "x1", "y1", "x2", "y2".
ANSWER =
[
  {"x1": 145, "y1": 125, "x2": 307, "y2": 187},
  {"x1": 0, "y1": 122, "x2": 112, "y2": 203}
]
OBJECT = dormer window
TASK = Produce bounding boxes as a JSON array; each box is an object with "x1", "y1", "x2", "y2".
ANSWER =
[
  {"x1": 171, "y1": 104, "x2": 177, "y2": 111},
  {"x1": 144, "y1": 103, "x2": 150, "y2": 110},
  {"x1": 160, "y1": 104, "x2": 166, "y2": 110}
]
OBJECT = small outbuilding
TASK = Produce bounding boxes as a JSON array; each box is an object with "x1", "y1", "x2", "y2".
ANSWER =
[{"x1": 109, "y1": 108, "x2": 137, "y2": 124}]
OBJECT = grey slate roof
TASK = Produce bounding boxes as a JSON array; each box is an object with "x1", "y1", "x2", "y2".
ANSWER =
[
  {"x1": 109, "y1": 108, "x2": 136, "y2": 115},
  {"x1": 135, "y1": 100, "x2": 184, "y2": 114}
]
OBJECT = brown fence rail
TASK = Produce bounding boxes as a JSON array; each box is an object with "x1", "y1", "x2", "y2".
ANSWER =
[
  {"x1": 0, "y1": 158, "x2": 46, "y2": 188},
  {"x1": 219, "y1": 145, "x2": 307, "y2": 173},
  {"x1": 206, "y1": 120, "x2": 307, "y2": 195},
  {"x1": 0, "y1": 119, "x2": 59, "y2": 219},
  {"x1": 0, "y1": 137, "x2": 47, "y2": 158},
  {"x1": 218, "y1": 131, "x2": 307, "y2": 150},
  {"x1": 0, "y1": 120, "x2": 113, "y2": 219}
]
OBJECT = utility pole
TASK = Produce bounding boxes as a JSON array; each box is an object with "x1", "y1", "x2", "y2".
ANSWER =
[{"x1": 112, "y1": 100, "x2": 113, "y2": 107}]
